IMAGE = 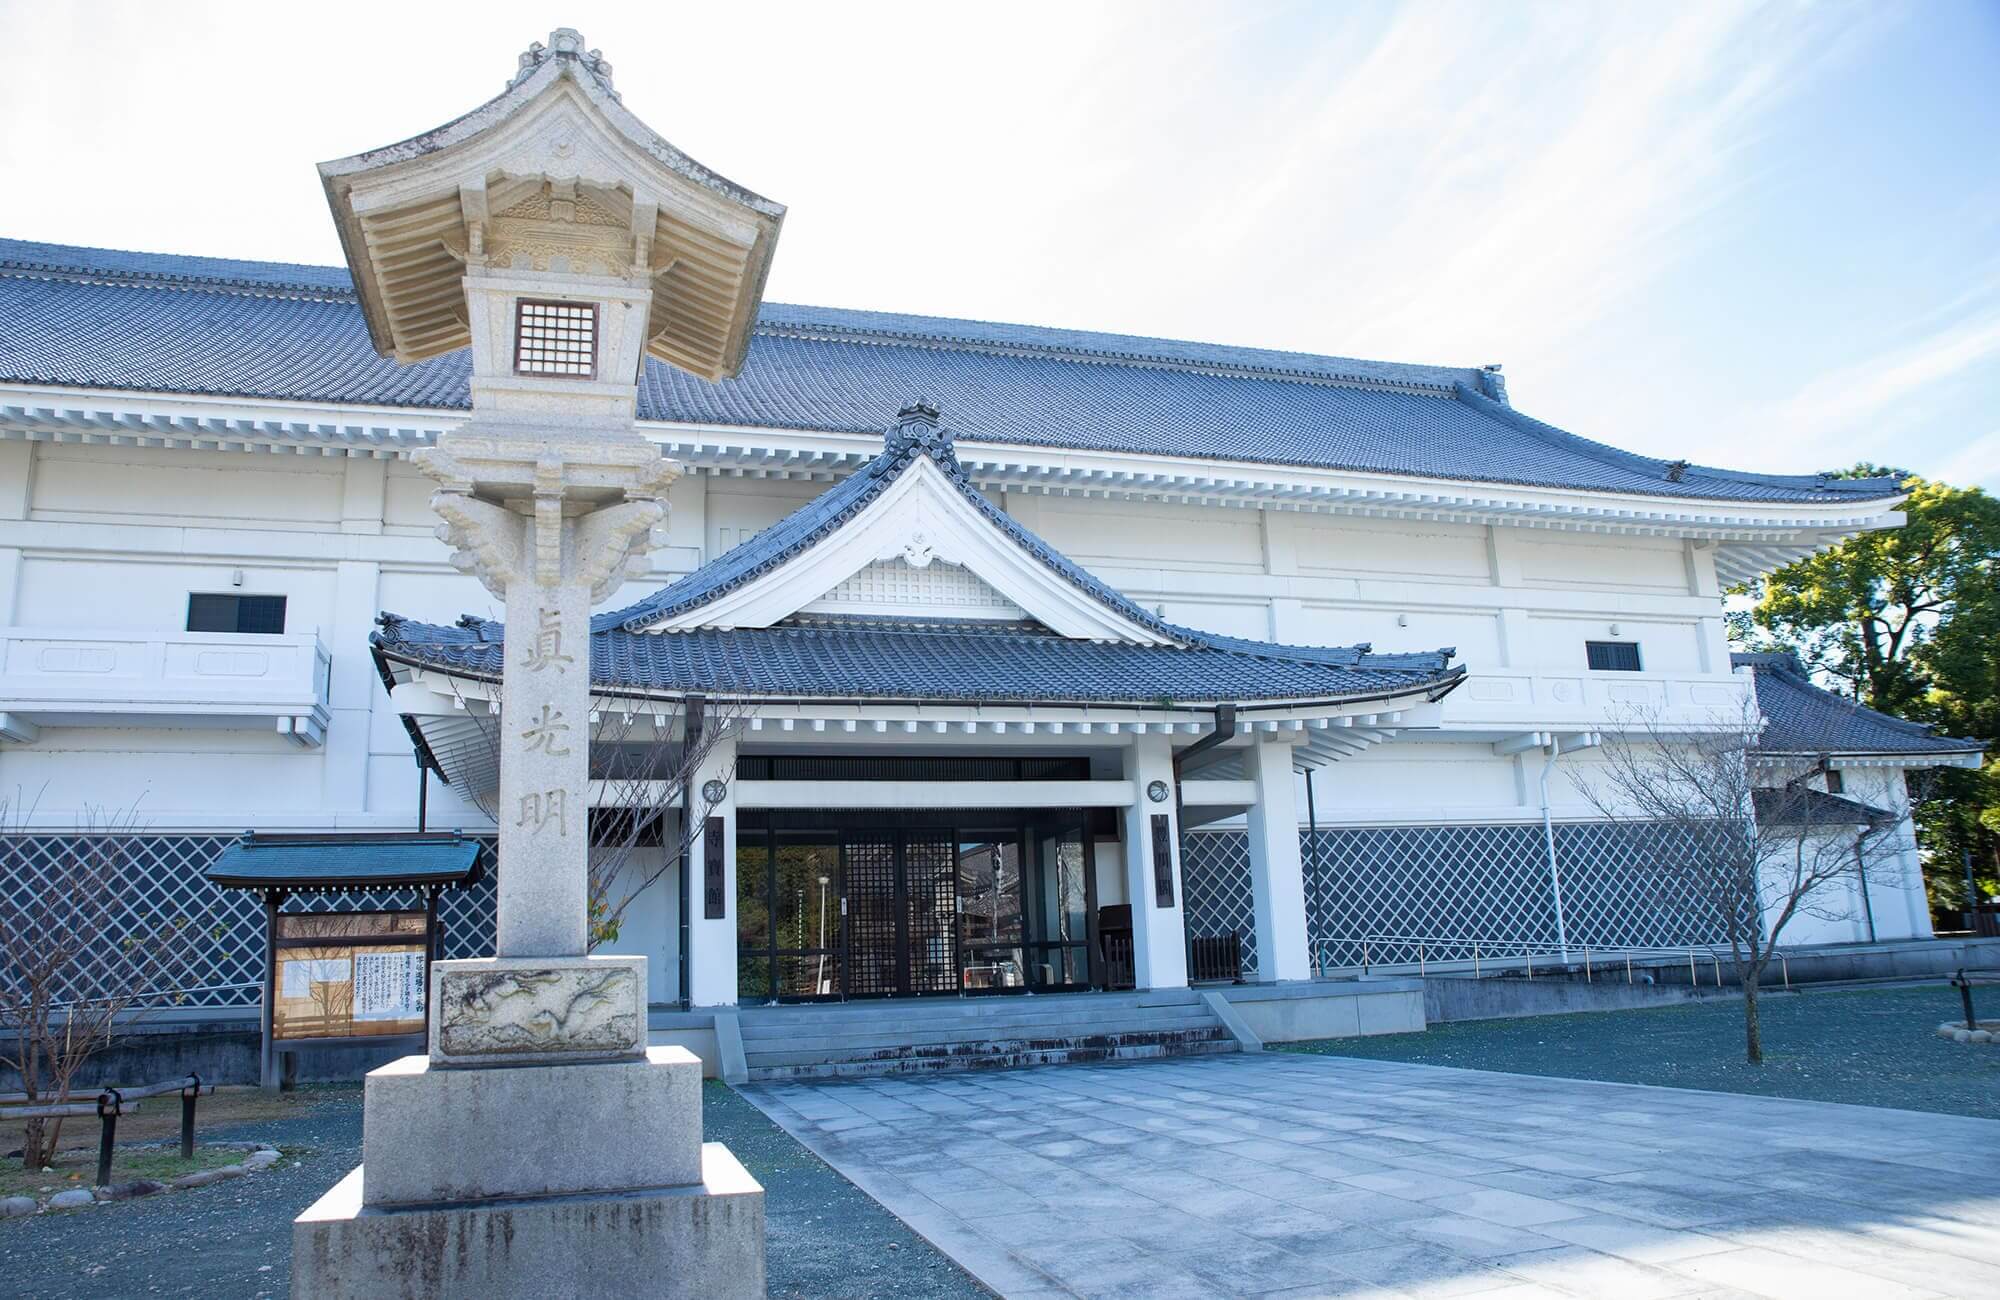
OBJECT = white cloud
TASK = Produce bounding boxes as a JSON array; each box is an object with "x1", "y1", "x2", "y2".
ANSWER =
[
  {"x1": 1933, "y1": 429, "x2": 2000, "y2": 488},
  {"x1": 0, "y1": 1, "x2": 1978, "y2": 486}
]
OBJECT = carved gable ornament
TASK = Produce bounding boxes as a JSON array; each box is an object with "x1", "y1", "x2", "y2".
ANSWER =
[{"x1": 318, "y1": 28, "x2": 785, "y2": 382}]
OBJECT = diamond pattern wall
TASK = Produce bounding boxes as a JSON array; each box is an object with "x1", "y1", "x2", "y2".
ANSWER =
[
  {"x1": 0, "y1": 835, "x2": 497, "y2": 1010},
  {"x1": 1178, "y1": 821, "x2": 1730, "y2": 974},
  {"x1": 1181, "y1": 831, "x2": 1256, "y2": 977}
]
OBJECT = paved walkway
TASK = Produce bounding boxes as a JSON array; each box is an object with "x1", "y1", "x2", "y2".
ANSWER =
[{"x1": 743, "y1": 1052, "x2": 2000, "y2": 1299}]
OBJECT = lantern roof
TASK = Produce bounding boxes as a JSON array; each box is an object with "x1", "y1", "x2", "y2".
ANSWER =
[{"x1": 318, "y1": 28, "x2": 785, "y2": 382}]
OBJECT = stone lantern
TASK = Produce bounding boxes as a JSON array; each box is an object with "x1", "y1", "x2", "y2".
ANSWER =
[{"x1": 295, "y1": 30, "x2": 783, "y2": 1297}]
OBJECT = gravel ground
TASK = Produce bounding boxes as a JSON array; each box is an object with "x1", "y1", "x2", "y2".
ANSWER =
[
  {"x1": 0, "y1": 1080, "x2": 989, "y2": 1299},
  {"x1": 1288, "y1": 981, "x2": 2000, "y2": 1118}
]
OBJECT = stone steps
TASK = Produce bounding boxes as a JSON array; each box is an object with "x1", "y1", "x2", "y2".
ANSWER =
[{"x1": 738, "y1": 993, "x2": 1239, "y2": 1080}]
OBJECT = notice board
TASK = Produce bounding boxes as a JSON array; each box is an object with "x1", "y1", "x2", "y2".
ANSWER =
[{"x1": 271, "y1": 910, "x2": 429, "y2": 1041}]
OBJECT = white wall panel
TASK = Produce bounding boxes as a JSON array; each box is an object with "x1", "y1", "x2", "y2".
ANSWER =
[
  {"x1": 1030, "y1": 497, "x2": 1264, "y2": 573},
  {"x1": 16, "y1": 556, "x2": 338, "y2": 634},
  {"x1": 1300, "y1": 605, "x2": 1499, "y2": 663},
  {"x1": 0, "y1": 728, "x2": 326, "y2": 815},
  {"x1": 706, "y1": 478, "x2": 820, "y2": 560},
  {"x1": 1154, "y1": 598, "x2": 1269, "y2": 639},
  {"x1": 1516, "y1": 535, "x2": 1688, "y2": 592},
  {"x1": 1295, "y1": 517, "x2": 1488, "y2": 582},
  {"x1": 1525, "y1": 615, "x2": 1702, "y2": 673},
  {"x1": 1306, "y1": 744, "x2": 1524, "y2": 815},
  {"x1": 31, "y1": 446, "x2": 344, "y2": 527}
]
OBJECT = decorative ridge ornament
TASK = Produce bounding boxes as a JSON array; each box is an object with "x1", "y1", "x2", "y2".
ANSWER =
[
  {"x1": 885, "y1": 398, "x2": 956, "y2": 467},
  {"x1": 510, "y1": 28, "x2": 616, "y2": 96}
]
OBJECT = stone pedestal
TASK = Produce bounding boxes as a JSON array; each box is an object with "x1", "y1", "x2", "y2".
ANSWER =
[
  {"x1": 296, "y1": 1047, "x2": 763, "y2": 1298},
  {"x1": 294, "y1": 1146, "x2": 764, "y2": 1300}
]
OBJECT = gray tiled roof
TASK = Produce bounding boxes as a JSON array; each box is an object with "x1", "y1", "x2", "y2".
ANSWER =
[
  {"x1": 384, "y1": 404, "x2": 1460, "y2": 705},
  {"x1": 375, "y1": 613, "x2": 1460, "y2": 705},
  {"x1": 1735, "y1": 652, "x2": 1985, "y2": 760},
  {"x1": 0, "y1": 237, "x2": 1903, "y2": 505},
  {"x1": 1750, "y1": 786, "x2": 1893, "y2": 828},
  {"x1": 205, "y1": 834, "x2": 482, "y2": 890}
]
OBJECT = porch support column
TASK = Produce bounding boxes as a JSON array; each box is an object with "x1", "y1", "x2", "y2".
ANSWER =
[
  {"x1": 1122, "y1": 733, "x2": 1188, "y2": 990},
  {"x1": 1246, "y1": 736, "x2": 1312, "y2": 982},
  {"x1": 686, "y1": 731, "x2": 739, "y2": 1007}
]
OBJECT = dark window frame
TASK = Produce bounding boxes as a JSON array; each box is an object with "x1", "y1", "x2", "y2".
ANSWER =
[
  {"x1": 187, "y1": 593, "x2": 288, "y2": 635},
  {"x1": 513, "y1": 298, "x2": 599, "y2": 380},
  {"x1": 1584, "y1": 640, "x2": 1643, "y2": 672}
]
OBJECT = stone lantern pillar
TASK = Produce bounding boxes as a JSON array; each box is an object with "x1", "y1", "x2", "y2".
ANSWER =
[{"x1": 294, "y1": 30, "x2": 785, "y2": 1297}]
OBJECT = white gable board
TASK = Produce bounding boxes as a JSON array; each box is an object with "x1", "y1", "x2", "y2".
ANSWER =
[{"x1": 641, "y1": 455, "x2": 1171, "y2": 643}]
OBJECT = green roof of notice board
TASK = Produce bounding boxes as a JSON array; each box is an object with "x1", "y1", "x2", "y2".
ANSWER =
[{"x1": 205, "y1": 835, "x2": 482, "y2": 891}]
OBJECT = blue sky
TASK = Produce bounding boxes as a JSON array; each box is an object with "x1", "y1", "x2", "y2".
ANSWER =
[{"x1": 2, "y1": 1, "x2": 1994, "y2": 488}]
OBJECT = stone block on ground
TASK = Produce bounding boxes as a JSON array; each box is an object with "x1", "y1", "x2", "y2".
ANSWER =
[
  {"x1": 294, "y1": 1144, "x2": 765, "y2": 1300},
  {"x1": 97, "y1": 1179, "x2": 168, "y2": 1201},
  {"x1": 1, "y1": 1195, "x2": 36, "y2": 1217},
  {"x1": 361, "y1": 1046, "x2": 702, "y2": 1206},
  {"x1": 47, "y1": 1188, "x2": 95, "y2": 1209}
]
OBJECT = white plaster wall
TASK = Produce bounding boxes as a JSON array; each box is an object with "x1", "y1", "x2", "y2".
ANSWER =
[
  {"x1": 592, "y1": 846, "x2": 681, "y2": 1005},
  {"x1": 0, "y1": 433, "x2": 1752, "y2": 841},
  {"x1": 1763, "y1": 830, "x2": 1873, "y2": 948}
]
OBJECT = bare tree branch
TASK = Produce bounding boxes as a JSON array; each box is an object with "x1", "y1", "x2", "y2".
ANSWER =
[
  {"x1": 1, "y1": 789, "x2": 196, "y2": 1168},
  {"x1": 431, "y1": 678, "x2": 743, "y2": 950},
  {"x1": 1571, "y1": 699, "x2": 1921, "y2": 1063}
]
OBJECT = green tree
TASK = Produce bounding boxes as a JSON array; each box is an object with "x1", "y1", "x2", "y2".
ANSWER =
[{"x1": 1731, "y1": 468, "x2": 2000, "y2": 913}]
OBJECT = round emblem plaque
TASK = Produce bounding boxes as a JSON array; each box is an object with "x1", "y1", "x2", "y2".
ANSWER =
[
  {"x1": 701, "y1": 779, "x2": 729, "y2": 805},
  {"x1": 1146, "y1": 779, "x2": 1171, "y2": 804}
]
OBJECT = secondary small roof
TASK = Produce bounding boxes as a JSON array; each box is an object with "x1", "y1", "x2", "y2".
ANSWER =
[
  {"x1": 1736, "y1": 652, "x2": 1985, "y2": 766},
  {"x1": 206, "y1": 834, "x2": 483, "y2": 892}
]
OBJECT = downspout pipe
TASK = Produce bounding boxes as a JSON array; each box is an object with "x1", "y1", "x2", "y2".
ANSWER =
[
  {"x1": 1170, "y1": 704, "x2": 1239, "y2": 855},
  {"x1": 1854, "y1": 823, "x2": 1881, "y2": 944},
  {"x1": 1539, "y1": 737, "x2": 1571, "y2": 963},
  {"x1": 1172, "y1": 704, "x2": 1239, "y2": 794},
  {"x1": 1304, "y1": 765, "x2": 1321, "y2": 974},
  {"x1": 677, "y1": 693, "x2": 706, "y2": 1013}
]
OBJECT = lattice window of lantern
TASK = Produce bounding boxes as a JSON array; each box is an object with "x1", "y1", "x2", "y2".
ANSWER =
[{"x1": 514, "y1": 299, "x2": 598, "y2": 379}]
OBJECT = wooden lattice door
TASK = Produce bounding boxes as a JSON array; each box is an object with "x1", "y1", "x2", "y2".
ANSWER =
[
  {"x1": 842, "y1": 835, "x2": 900, "y2": 995},
  {"x1": 903, "y1": 833, "x2": 959, "y2": 994}
]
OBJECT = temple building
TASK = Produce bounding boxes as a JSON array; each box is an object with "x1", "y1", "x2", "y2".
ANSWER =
[{"x1": 0, "y1": 35, "x2": 1982, "y2": 1074}]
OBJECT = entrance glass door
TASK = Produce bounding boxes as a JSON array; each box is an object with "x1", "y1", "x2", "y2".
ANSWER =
[
  {"x1": 738, "y1": 808, "x2": 1098, "y2": 1001},
  {"x1": 958, "y1": 833, "x2": 1024, "y2": 991},
  {"x1": 1024, "y1": 818, "x2": 1095, "y2": 990},
  {"x1": 738, "y1": 833, "x2": 841, "y2": 1002}
]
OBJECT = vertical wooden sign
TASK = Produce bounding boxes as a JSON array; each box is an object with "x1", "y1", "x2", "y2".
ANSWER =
[
  {"x1": 703, "y1": 816, "x2": 726, "y2": 919},
  {"x1": 1150, "y1": 813, "x2": 1175, "y2": 908}
]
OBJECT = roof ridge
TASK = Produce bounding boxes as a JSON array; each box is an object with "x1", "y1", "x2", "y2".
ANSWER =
[
  {"x1": 0, "y1": 238, "x2": 1486, "y2": 394},
  {"x1": 0, "y1": 237, "x2": 359, "y2": 300},
  {"x1": 754, "y1": 304, "x2": 1480, "y2": 396}
]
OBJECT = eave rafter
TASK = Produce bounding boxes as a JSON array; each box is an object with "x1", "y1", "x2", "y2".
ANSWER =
[{"x1": 0, "y1": 394, "x2": 1903, "y2": 575}]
